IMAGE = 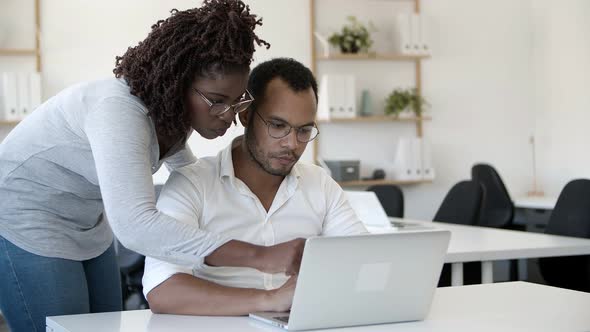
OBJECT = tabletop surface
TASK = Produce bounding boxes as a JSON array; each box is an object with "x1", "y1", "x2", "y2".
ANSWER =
[
  {"x1": 47, "y1": 282, "x2": 590, "y2": 332},
  {"x1": 514, "y1": 196, "x2": 557, "y2": 210},
  {"x1": 378, "y1": 218, "x2": 590, "y2": 263}
]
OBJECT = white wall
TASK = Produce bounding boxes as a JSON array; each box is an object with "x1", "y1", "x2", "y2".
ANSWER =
[
  {"x1": 530, "y1": 0, "x2": 590, "y2": 196},
  {"x1": 1, "y1": 0, "x2": 588, "y2": 219},
  {"x1": 316, "y1": 0, "x2": 535, "y2": 219}
]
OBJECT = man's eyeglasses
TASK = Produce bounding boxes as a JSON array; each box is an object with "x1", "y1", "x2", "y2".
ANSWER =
[
  {"x1": 193, "y1": 88, "x2": 254, "y2": 117},
  {"x1": 254, "y1": 111, "x2": 319, "y2": 143}
]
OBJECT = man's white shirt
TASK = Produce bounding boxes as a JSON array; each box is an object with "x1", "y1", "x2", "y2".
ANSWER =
[{"x1": 143, "y1": 137, "x2": 367, "y2": 296}]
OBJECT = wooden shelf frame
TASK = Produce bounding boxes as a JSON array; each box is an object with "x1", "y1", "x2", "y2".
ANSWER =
[
  {"x1": 318, "y1": 115, "x2": 431, "y2": 124},
  {"x1": 317, "y1": 53, "x2": 430, "y2": 61},
  {"x1": 338, "y1": 179, "x2": 431, "y2": 187},
  {"x1": 0, "y1": 0, "x2": 42, "y2": 72},
  {"x1": 0, "y1": 121, "x2": 21, "y2": 126},
  {"x1": 310, "y1": 0, "x2": 427, "y2": 178},
  {"x1": 0, "y1": 49, "x2": 37, "y2": 56}
]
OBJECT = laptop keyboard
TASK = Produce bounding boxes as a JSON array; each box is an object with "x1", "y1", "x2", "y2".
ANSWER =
[{"x1": 275, "y1": 316, "x2": 290, "y2": 323}]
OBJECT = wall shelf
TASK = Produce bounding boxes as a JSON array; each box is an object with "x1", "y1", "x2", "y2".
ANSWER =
[
  {"x1": 318, "y1": 115, "x2": 431, "y2": 124},
  {"x1": 338, "y1": 179, "x2": 431, "y2": 187},
  {"x1": 0, "y1": 49, "x2": 37, "y2": 56},
  {"x1": 0, "y1": 121, "x2": 21, "y2": 126},
  {"x1": 310, "y1": 0, "x2": 432, "y2": 186},
  {"x1": 0, "y1": 0, "x2": 41, "y2": 72},
  {"x1": 317, "y1": 53, "x2": 430, "y2": 61}
]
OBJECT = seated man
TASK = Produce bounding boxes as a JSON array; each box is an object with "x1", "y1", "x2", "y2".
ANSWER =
[{"x1": 142, "y1": 58, "x2": 367, "y2": 316}]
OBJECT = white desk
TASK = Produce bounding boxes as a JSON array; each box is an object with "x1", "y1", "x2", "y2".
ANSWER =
[
  {"x1": 46, "y1": 282, "x2": 590, "y2": 332},
  {"x1": 381, "y1": 218, "x2": 590, "y2": 286},
  {"x1": 514, "y1": 196, "x2": 557, "y2": 210}
]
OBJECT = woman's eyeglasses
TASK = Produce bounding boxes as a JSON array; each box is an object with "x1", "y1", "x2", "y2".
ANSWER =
[{"x1": 194, "y1": 88, "x2": 254, "y2": 116}]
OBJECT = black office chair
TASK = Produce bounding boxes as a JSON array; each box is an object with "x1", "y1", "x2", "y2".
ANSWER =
[
  {"x1": 118, "y1": 184, "x2": 164, "y2": 310},
  {"x1": 538, "y1": 179, "x2": 590, "y2": 292},
  {"x1": 472, "y1": 163, "x2": 522, "y2": 281},
  {"x1": 366, "y1": 184, "x2": 404, "y2": 218},
  {"x1": 435, "y1": 180, "x2": 484, "y2": 286},
  {"x1": 118, "y1": 240, "x2": 149, "y2": 310},
  {"x1": 471, "y1": 163, "x2": 515, "y2": 228},
  {"x1": 433, "y1": 180, "x2": 484, "y2": 226}
]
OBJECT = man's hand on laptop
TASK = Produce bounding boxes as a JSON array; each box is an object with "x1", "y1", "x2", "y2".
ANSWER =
[
  {"x1": 263, "y1": 275, "x2": 298, "y2": 312},
  {"x1": 258, "y1": 238, "x2": 305, "y2": 275}
]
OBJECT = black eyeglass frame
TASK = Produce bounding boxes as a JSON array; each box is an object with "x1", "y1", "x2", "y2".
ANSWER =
[{"x1": 253, "y1": 110, "x2": 320, "y2": 143}]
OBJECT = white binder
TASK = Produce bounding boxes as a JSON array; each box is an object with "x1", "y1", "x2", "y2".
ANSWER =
[
  {"x1": 0, "y1": 73, "x2": 19, "y2": 121},
  {"x1": 17, "y1": 72, "x2": 30, "y2": 119},
  {"x1": 411, "y1": 137, "x2": 423, "y2": 179},
  {"x1": 29, "y1": 72, "x2": 42, "y2": 112},
  {"x1": 419, "y1": 14, "x2": 432, "y2": 56},
  {"x1": 421, "y1": 138, "x2": 435, "y2": 180},
  {"x1": 410, "y1": 14, "x2": 422, "y2": 56},
  {"x1": 392, "y1": 137, "x2": 416, "y2": 181},
  {"x1": 392, "y1": 14, "x2": 412, "y2": 55},
  {"x1": 318, "y1": 74, "x2": 356, "y2": 120}
]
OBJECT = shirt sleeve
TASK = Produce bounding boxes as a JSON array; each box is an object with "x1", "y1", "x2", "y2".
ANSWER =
[
  {"x1": 142, "y1": 167, "x2": 207, "y2": 296},
  {"x1": 142, "y1": 256, "x2": 193, "y2": 298},
  {"x1": 320, "y1": 169, "x2": 369, "y2": 236},
  {"x1": 84, "y1": 97, "x2": 229, "y2": 266}
]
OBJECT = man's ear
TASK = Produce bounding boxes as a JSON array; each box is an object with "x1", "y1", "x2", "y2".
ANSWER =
[{"x1": 239, "y1": 108, "x2": 250, "y2": 127}]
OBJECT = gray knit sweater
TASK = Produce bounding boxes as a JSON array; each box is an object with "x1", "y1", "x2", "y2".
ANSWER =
[{"x1": 0, "y1": 78, "x2": 228, "y2": 263}]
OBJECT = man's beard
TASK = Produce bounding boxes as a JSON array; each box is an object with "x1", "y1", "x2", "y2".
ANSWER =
[{"x1": 245, "y1": 128, "x2": 298, "y2": 177}]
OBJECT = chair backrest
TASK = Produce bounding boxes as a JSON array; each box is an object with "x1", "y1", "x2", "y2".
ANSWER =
[
  {"x1": 539, "y1": 179, "x2": 590, "y2": 292},
  {"x1": 366, "y1": 184, "x2": 404, "y2": 218},
  {"x1": 433, "y1": 180, "x2": 483, "y2": 225},
  {"x1": 545, "y1": 179, "x2": 590, "y2": 238},
  {"x1": 471, "y1": 163, "x2": 514, "y2": 228}
]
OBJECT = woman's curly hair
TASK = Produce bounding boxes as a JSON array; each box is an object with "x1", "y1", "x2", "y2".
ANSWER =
[{"x1": 113, "y1": 0, "x2": 270, "y2": 141}]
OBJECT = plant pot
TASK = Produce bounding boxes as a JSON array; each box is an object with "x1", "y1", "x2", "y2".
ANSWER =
[
  {"x1": 340, "y1": 44, "x2": 360, "y2": 54},
  {"x1": 398, "y1": 110, "x2": 415, "y2": 119}
]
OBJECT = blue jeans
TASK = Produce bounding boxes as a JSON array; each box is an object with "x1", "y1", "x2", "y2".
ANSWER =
[{"x1": 0, "y1": 235, "x2": 122, "y2": 332}]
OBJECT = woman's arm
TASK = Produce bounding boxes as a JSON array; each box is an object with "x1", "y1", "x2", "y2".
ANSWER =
[
  {"x1": 85, "y1": 99, "x2": 225, "y2": 265},
  {"x1": 85, "y1": 99, "x2": 301, "y2": 271}
]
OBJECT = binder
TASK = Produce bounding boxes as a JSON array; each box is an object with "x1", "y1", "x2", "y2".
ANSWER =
[
  {"x1": 0, "y1": 73, "x2": 19, "y2": 121},
  {"x1": 29, "y1": 72, "x2": 42, "y2": 112},
  {"x1": 393, "y1": 14, "x2": 412, "y2": 55},
  {"x1": 318, "y1": 74, "x2": 356, "y2": 120},
  {"x1": 419, "y1": 14, "x2": 432, "y2": 56},
  {"x1": 421, "y1": 138, "x2": 435, "y2": 180},
  {"x1": 17, "y1": 72, "x2": 30, "y2": 120},
  {"x1": 410, "y1": 14, "x2": 421, "y2": 56},
  {"x1": 411, "y1": 137, "x2": 423, "y2": 179},
  {"x1": 391, "y1": 137, "x2": 416, "y2": 181}
]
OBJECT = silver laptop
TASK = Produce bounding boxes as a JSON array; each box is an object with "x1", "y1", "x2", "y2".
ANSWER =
[{"x1": 249, "y1": 230, "x2": 451, "y2": 330}]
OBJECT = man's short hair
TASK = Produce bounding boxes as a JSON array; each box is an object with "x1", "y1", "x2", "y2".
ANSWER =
[{"x1": 247, "y1": 58, "x2": 318, "y2": 113}]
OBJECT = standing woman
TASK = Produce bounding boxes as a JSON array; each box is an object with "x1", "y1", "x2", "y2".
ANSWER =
[{"x1": 0, "y1": 1, "x2": 300, "y2": 331}]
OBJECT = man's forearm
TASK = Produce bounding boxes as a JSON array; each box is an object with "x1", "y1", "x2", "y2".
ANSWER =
[
  {"x1": 205, "y1": 238, "x2": 305, "y2": 275},
  {"x1": 204, "y1": 239, "x2": 266, "y2": 271},
  {"x1": 147, "y1": 273, "x2": 271, "y2": 316}
]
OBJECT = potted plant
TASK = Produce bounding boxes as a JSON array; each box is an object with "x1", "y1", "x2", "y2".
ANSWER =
[
  {"x1": 384, "y1": 88, "x2": 428, "y2": 117},
  {"x1": 328, "y1": 16, "x2": 375, "y2": 54}
]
